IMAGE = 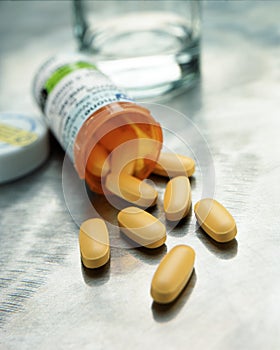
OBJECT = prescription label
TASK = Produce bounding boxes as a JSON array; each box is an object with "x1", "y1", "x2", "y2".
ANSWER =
[
  {"x1": 0, "y1": 123, "x2": 38, "y2": 147},
  {"x1": 33, "y1": 56, "x2": 133, "y2": 161}
]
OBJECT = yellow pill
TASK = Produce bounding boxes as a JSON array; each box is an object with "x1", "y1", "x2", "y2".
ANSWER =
[
  {"x1": 151, "y1": 245, "x2": 195, "y2": 304},
  {"x1": 117, "y1": 207, "x2": 166, "y2": 249},
  {"x1": 79, "y1": 218, "x2": 110, "y2": 269},
  {"x1": 152, "y1": 152, "x2": 195, "y2": 177},
  {"x1": 194, "y1": 198, "x2": 237, "y2": 243},
  {"x1": 105, "y1": 172, "x2": 158, "y2": 207},
  {"x1": 99, "y1": 124, "x2": 137, "y2": 152},
  {"x1": 134, "y1": 138, "x2": 157, "y2": 175},
  {"x1": 109, "y1": 141, "x2": 137, "y2": 176},
  {"x1": 164, "y1": 176, "x2": 192, "y2": 221},
  {"x1": 86, "y1": 143, "x2": 110, "y2": 178}
]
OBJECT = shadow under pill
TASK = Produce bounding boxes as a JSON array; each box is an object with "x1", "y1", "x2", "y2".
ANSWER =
[
  {"x1": 81, "y1": 260, "x2": 111, "y2": 286},
  {"x1": 196, "y1": 224, "x2": 238, "y2": 260},
  {"x1": 152, "y1": 270, "x2": 197, "y2": 323},
  {"x1": 189, "y1": 176, "x2": 196, "y2": 188},
  {"x1": 145, "y1": 204, "x2": 161, "y2": 216},
  {"x1": 119, "y1": 232, "x2": 167, "y2": 264},
  {"x1": 132, "y1": 244, "x2": 168, "y2": 265},
  {"x1": 165, "y1": 204, "x2": 193, "y2": 237},
  {"x1": 148, "y1": 174, "x2": 169, "y2": 187},
  {"x1": 87, "y1": 190, "x2": 120, "y2": 218}
]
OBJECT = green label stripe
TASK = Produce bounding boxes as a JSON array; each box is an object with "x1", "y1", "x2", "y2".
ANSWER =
[{"x1": 44, "y1": 62, "x2": 97, "y2": 93}]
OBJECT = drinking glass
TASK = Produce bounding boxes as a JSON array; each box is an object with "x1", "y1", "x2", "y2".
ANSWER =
[{"x1": 73, "y1": 0, "x2": 201, "y2": 99}]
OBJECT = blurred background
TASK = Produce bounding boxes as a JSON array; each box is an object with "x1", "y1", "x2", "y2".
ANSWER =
[{"x1": 0, "y1": 0, "x2": 279, "y2": 112}]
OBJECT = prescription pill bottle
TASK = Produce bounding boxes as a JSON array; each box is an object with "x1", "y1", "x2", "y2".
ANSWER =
[{"x1": 33, "y1": 55, "x2": 163, "y2": 193}]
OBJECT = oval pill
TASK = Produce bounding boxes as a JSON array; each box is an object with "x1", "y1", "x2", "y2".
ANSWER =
[
  {"x1": 105, "y1": 172, "x2": 158, "y2": 207},
  {"x1": 109, "y1": 141, "x2": 137, "y2": 176},
  {"x1": 99, "y1": 124, "x2": 137, "y2": 152},
  {"x1": 86, "y1": 143, "x2": 110, "y2": 178},
  {"x1": 134, "y1": 138, "x2": 158, "y2": 174},
  {"x1": 194, "y1": 198, "x2": 237, "y2": 243},
  {"x1": 164, "y1": 176, "x2": 192, "y2": 221},
  {"x1": 79, "y1": 218, "x2": 110, "y2": 269},
  {"x1": 152, "y1": 152, "x2": 195, "y2": 177},
  {"x1": 117, "y1": 207, "x2": 166, "y2": 249},
  {"x1": 151, "y1": 245, "x2": 195, "y2": 304}
]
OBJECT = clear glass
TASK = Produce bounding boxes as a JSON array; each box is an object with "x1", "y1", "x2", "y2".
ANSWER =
[{"x1": 73, "y1": 0, "x2": 201, "y2": 100}]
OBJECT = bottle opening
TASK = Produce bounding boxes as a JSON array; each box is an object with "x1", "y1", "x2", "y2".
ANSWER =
[{"x1": 74, "y1": 102, "x2": 163, "y2": 194}]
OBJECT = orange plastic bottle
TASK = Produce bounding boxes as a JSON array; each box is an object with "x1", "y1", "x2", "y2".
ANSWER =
[{"x1": 33, "y1": 55, "x2": 162, "y2": 193}]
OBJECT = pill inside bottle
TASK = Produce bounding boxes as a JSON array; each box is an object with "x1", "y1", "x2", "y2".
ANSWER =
[
  {"x1": 86, "y1": 143, "x2": 110, "y2": 178},
  {"x1": 81, "y1": 112, "x2": 162, "y2": 193}
]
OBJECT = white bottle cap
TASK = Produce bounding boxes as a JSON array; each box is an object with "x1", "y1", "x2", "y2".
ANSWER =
[{"x1": 0, "y1": 112, "x2": 49, "y2": 184}]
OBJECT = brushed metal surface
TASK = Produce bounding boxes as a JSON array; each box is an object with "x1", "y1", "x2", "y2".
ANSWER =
[{"x1": 1, "y1": 1, "x2": 280, "y2": 349}]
